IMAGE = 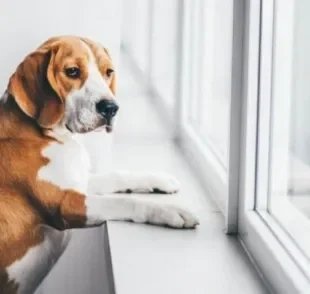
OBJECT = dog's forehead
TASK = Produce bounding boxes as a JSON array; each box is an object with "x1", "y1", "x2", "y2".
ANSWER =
[
  {"x1": 34, "y1": 36, "x2": 111, "y2": 69},
  {"x1": 45, "y1": 37, "x2": 91, "y2": 62},
  {"x1": 81, "y1": 38, "x2": 112, "y2": 65},
  {"x1": 61, "y1": 39, "x2": 90, "y2": 58},
  {"x1": 39, "y1": 36, "x2": 110, "y2": 65}
]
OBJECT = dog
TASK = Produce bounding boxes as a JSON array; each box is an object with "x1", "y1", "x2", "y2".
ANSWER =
[{"x1": 0, "y1": 36, "x2": 199, "y2": 294}]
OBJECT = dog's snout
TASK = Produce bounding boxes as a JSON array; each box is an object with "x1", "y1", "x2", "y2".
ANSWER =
[{"x1": 96, "y1": 99, "x2": 119, "y2": 118}]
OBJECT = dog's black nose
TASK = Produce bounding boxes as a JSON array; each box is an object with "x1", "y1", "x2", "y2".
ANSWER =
[{"x1": 96, "y1": 99, "x2": 119, "y2": 118}]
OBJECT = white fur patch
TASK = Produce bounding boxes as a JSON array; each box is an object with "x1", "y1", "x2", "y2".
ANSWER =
[
  {"x1": 38, "y1": 133, "x2": 90, "y2": 193},
  {"x1": 6, "y1": 227, "x2": 71, "y2": 294},
  {"x1": 81, "y1": 40, "x2": 114, "y2": 99}
]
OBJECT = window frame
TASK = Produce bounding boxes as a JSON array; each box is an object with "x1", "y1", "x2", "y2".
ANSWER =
[
  {"x1": 261, "y1": 0, "x2": 310, "y2": 272},
  {"x1": 237, "y1": 0, "x2": 310, "y2": 292},
  {"x1": 122, "y1": 0, "x2": 310, "y2": 291}
]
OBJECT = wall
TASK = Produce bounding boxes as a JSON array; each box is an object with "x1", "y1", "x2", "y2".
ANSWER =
[{"x1": 0, "y1": 0, "x2": 122, "y2": 293}]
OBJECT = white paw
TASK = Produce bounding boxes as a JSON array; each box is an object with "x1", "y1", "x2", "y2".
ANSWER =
[
  {"x1": 148, "y1": 172, "x2": 180, "y2": 194},
  {"x1": 115, "y1": 172, "x2": 180, "y2": 194},
  {"x1": 134, "y1": 172, "x2": 180, "y2": 194},
  {"x1": 143, "y1": 204, "x2": 199, "y2": 229}
]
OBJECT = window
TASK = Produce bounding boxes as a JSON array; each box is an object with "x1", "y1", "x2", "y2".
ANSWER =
[
  {"x1": 122, "y1": 0, "x2": 234, "y2": 211},
  {"x1": 122, "y1": 0, "x2": 310, "y2": 292},
  {"x1": 186, "y1": 0, "x2": 233, "y2": 166},
  {"x1": 121, "y1": 0, "x2": 151, "y2": 74},
  {"x1": 149, "y1": 0, "x2": 178, "y2": 109},
  {"x1": 239, "y1": 0, "x2": 310, "y2": 292},
  {"x1": 176, "y1": 0, "x2": 234, "y2": 212},
  {"x1": 256, "y1": 0, "x2": 310, "y2": 276},
  {"x1": 122, "y1": 0, "x2": 178, "y2": 111}
]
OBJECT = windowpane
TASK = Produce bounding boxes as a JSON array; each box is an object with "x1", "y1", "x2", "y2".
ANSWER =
[
  {"x1": 121, "y1": 0, "x2": 151, "y2": 73},
  {"x1": 186, "y1": 0, "x2": 233, "y2": 166},
  {"x1": 267, "y1": 0, "x2": 310, "y2": 260},
  {"x1": 150, "y1": 0, "x2": 178, "y2": 109}
]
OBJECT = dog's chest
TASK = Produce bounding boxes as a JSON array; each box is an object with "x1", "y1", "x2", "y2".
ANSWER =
[{"x1": 38, "y1": 136, "x2": 90, "y2": 193}]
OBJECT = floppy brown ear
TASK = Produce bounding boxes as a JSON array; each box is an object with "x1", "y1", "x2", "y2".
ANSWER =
[{"x1": 8, "y1": 47, "x2": 64, "y2": 128}]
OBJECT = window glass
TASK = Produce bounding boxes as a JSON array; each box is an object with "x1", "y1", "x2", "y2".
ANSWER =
[
  {"x1": 150, "y1": 0, "x2": 179, "y2": 109},
  {"x1": 186, "y1": 0, "x2": 233, "y2": 166},
  {"x1": 267, "y1": 0, "x2": 310, "y2": 259}
]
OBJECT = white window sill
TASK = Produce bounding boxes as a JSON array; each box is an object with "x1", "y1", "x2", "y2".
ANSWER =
[{"x1": 106, "y1": 207, "x2": 267, "y2": 294}]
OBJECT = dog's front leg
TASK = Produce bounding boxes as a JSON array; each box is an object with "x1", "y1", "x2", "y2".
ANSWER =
[
  {"x1": 88, "y1": 171, "x2": 180, "y2": 195},
  {"x1": 58, "y1": 192, "x2": 199, "y2": 229}
]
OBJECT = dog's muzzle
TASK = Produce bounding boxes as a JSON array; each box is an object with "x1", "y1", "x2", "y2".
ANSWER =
[{"x1": 96, "y1": 99, "x2": 119, "y2": 132}]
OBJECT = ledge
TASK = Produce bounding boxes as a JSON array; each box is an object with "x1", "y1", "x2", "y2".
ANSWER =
[{"x1": 106, "y1": 208, "x2": 267, "y2": 294}]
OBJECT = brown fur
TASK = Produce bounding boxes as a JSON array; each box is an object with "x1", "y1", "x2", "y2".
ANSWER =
[
  {"x1": 0, "y1": 98, "x2": 86, "y2": 271},
  {"x1": 0, "y1": 36, "x2": 115, "y2": 292}
]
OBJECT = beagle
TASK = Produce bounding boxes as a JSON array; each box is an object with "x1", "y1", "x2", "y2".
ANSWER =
[{"x1": 0, "y1": 36, "x2": 199, "y2": 294}]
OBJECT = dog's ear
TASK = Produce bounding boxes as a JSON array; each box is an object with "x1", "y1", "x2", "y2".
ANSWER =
[
  {"x1": 8, "y1": 44, "x2": 64, "y2": 128},
  {"x1": 103, "y1": 47, "x2": 117, "y2": 95}
]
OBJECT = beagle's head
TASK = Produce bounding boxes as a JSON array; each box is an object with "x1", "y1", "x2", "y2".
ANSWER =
[{"x1": 8, "y1": 36, "x2": 118, "y2": 134}]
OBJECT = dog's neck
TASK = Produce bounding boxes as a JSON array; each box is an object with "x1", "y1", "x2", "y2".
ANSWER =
[{"x1": 44, "y1": 125, "x2": 74, "y2": 142}]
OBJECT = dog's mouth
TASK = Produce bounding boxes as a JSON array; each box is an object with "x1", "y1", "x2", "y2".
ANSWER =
[
  {"x1": 94, "y1": 124, "x2": 113, "y2": 133},
  {"x1": 102, "y1": 117, "x2": 114, "y2": 133},
  {"x1": 66, "y1": 120, "x2": 114, "y2": 134},
  {"x1": 65, "y1": 124, "x2": 73, "y2": 133},
  {"x1": 105, "y1": 124, "x2": 113, "y2": 133}
]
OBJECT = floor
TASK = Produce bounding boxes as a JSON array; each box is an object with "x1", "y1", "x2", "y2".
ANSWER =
[{"x1": 105, "y1": 53, "x2": 269, "y2": 294}]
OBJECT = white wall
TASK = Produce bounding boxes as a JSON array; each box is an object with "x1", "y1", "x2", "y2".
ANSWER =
[{"x1": 0, "y1": 1, "x2": 122, "y2": 293}]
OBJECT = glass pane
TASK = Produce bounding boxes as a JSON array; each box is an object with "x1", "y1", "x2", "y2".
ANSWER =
[
  {"x1": 150, "y1": 0, "x2": 179, "y2": 109},
  {"x1": 186, "y1": 0, "x2": 233, "y2": 166},
  {"x1": 268, "y1": 0, "x2": 310, "y2": 259},
  {"x1": 121, "y1": 0, "x2": 151, "y2": 74}
]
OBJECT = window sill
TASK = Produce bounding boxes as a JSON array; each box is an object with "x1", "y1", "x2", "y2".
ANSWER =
[{"x1": 106, "y1": 207, "x2": 267, "y2": 294}]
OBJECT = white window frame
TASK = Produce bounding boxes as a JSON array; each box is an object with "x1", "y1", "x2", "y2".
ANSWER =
[
  {"x1": 122, "y1": 1, "x2": 310, "y2": 291},
  {"x1": 259, "y1": 0, "x2": 310, "y2": 271},
  {"x1": 237, "y1": 0, "x2": 310, "y2": 292}
]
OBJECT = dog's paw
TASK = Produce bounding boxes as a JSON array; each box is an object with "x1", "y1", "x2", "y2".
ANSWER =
[
  {"x1": 113, "y1": 172, "x2": 180, "y2": 194},
  {"x1": 148, "y1": 172, "x2": 180, "y2": 194},
  {"x1": 142, "y1": 204, "x2": 199, "y2": 229}
]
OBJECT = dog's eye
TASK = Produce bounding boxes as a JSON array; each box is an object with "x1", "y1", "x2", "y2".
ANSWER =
[
  {"x1": 65, "y1": 67, "x2": 81, "y2": 79},
  {"x1": 106, "y1": 68, "x2": 114, "y2": 78}
]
